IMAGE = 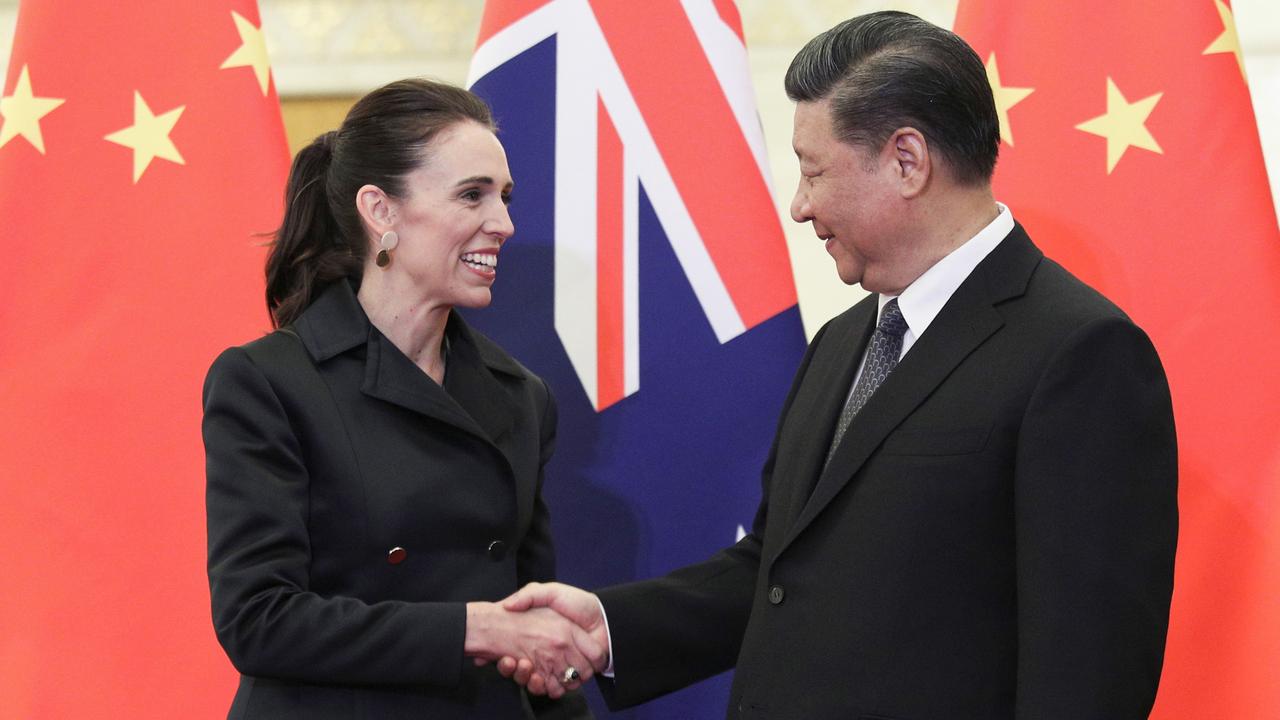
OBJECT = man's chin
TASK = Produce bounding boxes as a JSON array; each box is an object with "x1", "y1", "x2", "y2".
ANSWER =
[{"x1": 835, "y1": 264, "x2": 864, "y2": 287}]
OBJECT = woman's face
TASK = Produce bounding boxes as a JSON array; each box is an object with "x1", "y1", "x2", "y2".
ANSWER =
[{"x1": 387, "y1": 121, "x2": 514, "y2": 309}]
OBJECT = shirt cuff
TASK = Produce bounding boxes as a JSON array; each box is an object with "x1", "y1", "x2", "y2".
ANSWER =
[{"x1": 596, "y1": 595, "x2": 616, "y2": 678}]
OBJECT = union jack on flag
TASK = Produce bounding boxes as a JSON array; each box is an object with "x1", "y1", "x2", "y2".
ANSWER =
[{"x1": 466, "y1": 2, "x2": 806, "y2": 715}]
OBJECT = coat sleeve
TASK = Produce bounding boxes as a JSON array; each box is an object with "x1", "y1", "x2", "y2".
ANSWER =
[
  {"x1": 593, "y1": 323, "x2": 831, "y2": 710},
  {"x1": 1013, "y1": 316, "x2": 1178, "y2": 718},
  {"x1": 516, "y1": 378, "x2": 596, "y2": 719},
  {"x1": 203, "y1": 346, "x2": 467, "y2": 687}
]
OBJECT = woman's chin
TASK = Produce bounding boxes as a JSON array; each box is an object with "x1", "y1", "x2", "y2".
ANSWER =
[{"x1": 455, "y1": 289, "x2": 494, "y2": 310}]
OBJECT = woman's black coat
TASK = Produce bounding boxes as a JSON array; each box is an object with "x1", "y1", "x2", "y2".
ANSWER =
[{"x1": 203, "y1": 280, "x2": 589, "y2": 719}]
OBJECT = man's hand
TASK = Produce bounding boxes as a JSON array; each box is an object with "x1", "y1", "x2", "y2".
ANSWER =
[
  {"x1": 495, "y1": 582, "x2": 611, "y2": 695},
  {"x1": 463, "y1": 601, "x2": 604, "y2": 699}
]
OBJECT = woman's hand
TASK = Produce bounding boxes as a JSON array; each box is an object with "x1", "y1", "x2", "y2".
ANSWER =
[
  {"x1": 463, "y1": 601, "x2": 604, "y2": 699},
  {"x1": 496, "y1": 582, "x2": 611, "y2": 695}
]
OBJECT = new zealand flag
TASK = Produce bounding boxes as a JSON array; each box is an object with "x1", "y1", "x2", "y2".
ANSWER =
[{"x1": 466, "y1": 2, "x2": 807, "y2": 716}]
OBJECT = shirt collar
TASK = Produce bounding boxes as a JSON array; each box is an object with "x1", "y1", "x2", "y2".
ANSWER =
[{"x1": 878, "y1": 202, "x2": 1014, "y2": 336}]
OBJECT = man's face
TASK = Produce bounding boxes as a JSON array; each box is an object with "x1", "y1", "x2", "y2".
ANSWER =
[{"x1": 790, "y1": 99, "x2": 904, "y2": 292}]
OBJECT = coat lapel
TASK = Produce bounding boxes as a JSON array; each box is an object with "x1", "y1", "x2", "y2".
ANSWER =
[
  {"x1": 362, "y1": 329, "x2": 492, "y2": 442},
  {"x1": 778, "y1": 226, "x2": 1043, "y2": 555},
  {"x1": 439, "y1": 315, "x2": 516, "y2": 449},
  {"x1": 366, "y1": 312, "x2": 543, "y2": 539},
  {"x1": 294, "y1": 281, "x2": 514, "y2": 451},
  {"x1": 293, "y1": 280, "x2": 536, "y2": 537},
  {"x1": 447, "y1": 321, "x2": 542, "y2": 534}
]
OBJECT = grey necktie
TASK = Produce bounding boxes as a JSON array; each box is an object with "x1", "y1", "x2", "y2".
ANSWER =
[{"x1": 824, "y1": 298, "x2": 909, "y2": 465}]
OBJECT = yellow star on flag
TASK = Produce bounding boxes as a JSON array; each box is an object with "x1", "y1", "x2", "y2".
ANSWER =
[
  {"x1": 0, "y1": 65, "x2": 66, "y2": 154},
  {"x1": 985, "y1": 53, "x2": 1033, "y2": 146},
  {"x1": 104, "y1": 91, "x2": 186, "y2": 183},
  {"x1": 1075, "y1": 77, "x2": 1163, "y2": 175},
  {"x1": 220, "y1": 11, "x2": 272, "y2": 95},
  {"x1": 1204, "y1": 0, "x2": 1247, "y2": 82}
]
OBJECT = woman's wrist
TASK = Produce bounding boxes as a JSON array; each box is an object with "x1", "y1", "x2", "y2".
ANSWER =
[{"x1": 463, "y1": 601, "x2": 501, "y2": 657}]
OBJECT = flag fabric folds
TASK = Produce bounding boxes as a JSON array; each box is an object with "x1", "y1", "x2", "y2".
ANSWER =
[
  {"x1": 467, "y1": 1, "x2": 806, "y2": 717},
  {"x1": 0, "y1": 1, "x2": 289, "y2": 717},
  {"x1": 953, "y1": 2, "x2": 1280, "y2": 718}
]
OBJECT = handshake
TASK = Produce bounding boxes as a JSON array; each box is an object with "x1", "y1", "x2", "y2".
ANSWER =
[{"x1": 464, "y1": 582, "x2": 608, "y2": 699}]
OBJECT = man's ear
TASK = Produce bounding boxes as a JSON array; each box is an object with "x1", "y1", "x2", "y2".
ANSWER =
[
  {"x1": 887, "y1": 127, "x2": 930, "y2": 198},
  {"x1": 355, "y1": 184, "x2": 396, "y2": 234}
]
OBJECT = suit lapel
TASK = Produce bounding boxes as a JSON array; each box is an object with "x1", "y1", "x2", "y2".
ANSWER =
[
  {"x1": 777, "y1": 226, "x2": 1043, "y2": 555},
  {"x1": 775, "y1": 298, "x2": 876, "y2": 530}
]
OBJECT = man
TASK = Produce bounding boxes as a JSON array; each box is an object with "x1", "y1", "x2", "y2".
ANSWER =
[{"x1": 505, "y1": 11, "x2": 1178, "y2": 719}]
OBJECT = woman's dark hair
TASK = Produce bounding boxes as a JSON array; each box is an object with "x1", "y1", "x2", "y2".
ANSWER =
[
  {"x1": 784, "y1": 11, "x2": 999, "y2": 186},
  {"x1": 265, "y1": 78, "x2": 496, "y2": 327}
]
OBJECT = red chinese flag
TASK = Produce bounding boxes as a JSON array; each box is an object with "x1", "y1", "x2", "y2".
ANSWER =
[
  {"x1": 0, "y1": 1, "x2": 288, "y2": 717},
  {"x1": 954, "y1": 2, "x2": 1280, "y2": 717}
]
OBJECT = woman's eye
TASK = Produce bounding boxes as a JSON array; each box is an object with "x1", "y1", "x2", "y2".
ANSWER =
[
  {"x1": 501, "y1": 193, "x2": 513, "y2": 206},
  {"x1": 461, "y1": 189, "x2": 481, "y2": 202}
]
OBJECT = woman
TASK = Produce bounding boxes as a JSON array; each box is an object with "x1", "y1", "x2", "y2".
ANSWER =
[{"x1": 202, "y1": 79, "x2": 599, "y2": 719}]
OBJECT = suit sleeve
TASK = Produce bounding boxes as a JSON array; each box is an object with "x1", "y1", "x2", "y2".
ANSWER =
[
  {"x1": 203, "y1": 347, "x2": 467, "y2": 687},
  {"x1": 593, "y1": 323, "x2": 831, "y2": 709},
  {"x1": 1013, "y1": 316, "x2": 1177, "y2": 718}
]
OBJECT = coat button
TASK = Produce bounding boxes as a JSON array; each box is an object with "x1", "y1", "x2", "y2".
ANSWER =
[
  {"x1": 487, "y1": 540, "x2": 507, "y2": 561},
  {"x1": 768, "y1": 585, "x2": 785, "y2": 605},
  {"x1": 387, "y1": 547, "x2": 407, "y2": 565}
]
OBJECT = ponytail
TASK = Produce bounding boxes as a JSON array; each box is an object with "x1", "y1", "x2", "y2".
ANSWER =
[{"x1": 265, "y1": 131, "x2": 358, "y2": 328}]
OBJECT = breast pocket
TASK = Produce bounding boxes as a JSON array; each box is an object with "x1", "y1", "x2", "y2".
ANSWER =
[{"x1": 879, "y1": 425, "x2": 990, "y2": 456}]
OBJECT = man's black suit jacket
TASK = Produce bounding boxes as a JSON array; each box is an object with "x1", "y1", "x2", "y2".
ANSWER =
[
  {"x1": 203, "y1": 281, "x2": 589, "y2": 719},
  {"x1": 597, "y1": 225, "x2": 1178, "y2": 719}
]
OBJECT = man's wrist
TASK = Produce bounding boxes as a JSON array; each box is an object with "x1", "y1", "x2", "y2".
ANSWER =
[{"x1": 594, "y1": 595, "x2": 616, "y2": 677}]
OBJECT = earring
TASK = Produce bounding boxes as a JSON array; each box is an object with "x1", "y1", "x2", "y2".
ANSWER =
[{"x1": 376, "y1": 230, "x2": 398, "y2": 268}]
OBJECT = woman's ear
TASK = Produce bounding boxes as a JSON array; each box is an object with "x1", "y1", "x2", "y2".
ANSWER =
[{"x1": 355, "y1": 184, "x2": 396, "y2": 234}]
